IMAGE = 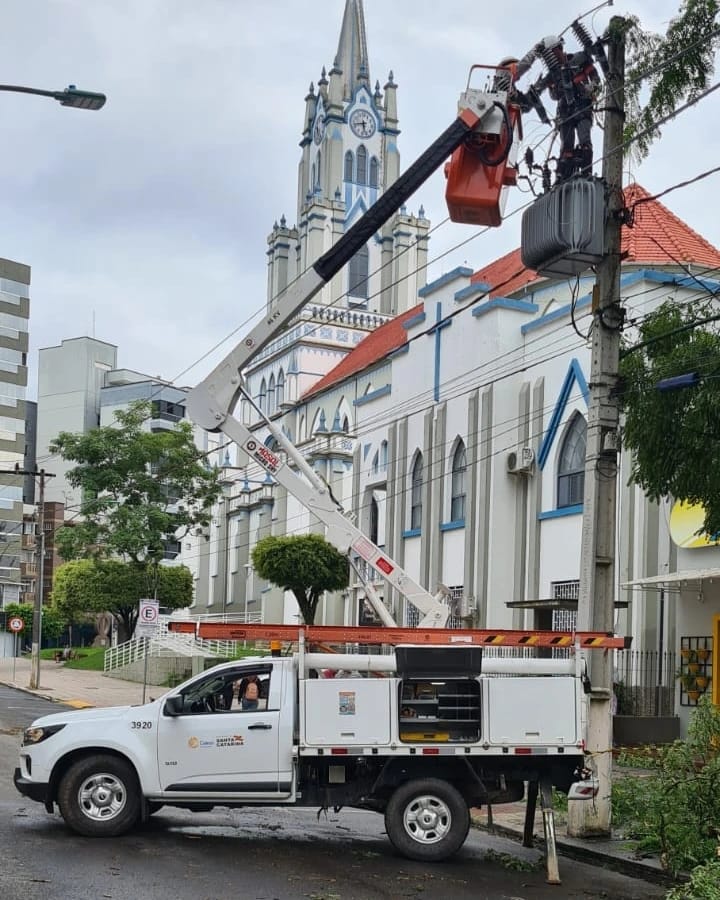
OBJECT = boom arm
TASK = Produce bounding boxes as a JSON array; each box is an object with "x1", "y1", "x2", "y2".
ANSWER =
[{"x1": 187, "y1": 94, "x2": 503, "y2": 628}]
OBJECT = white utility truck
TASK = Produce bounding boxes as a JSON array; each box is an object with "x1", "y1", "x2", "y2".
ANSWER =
[{"x1": 16, "y1": 638, "x2": 601, "y2": 873}]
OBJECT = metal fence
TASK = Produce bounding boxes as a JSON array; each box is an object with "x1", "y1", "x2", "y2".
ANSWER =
[{"x1": 613, "y1": 649, "x2": 677, "y2": 717}]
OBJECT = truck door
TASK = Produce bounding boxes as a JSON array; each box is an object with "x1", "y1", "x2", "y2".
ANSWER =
[{"x1": 156, "y1": 661, "x2": 292, "y2": 798}]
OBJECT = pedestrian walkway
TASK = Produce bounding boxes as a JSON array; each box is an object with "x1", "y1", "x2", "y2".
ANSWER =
[{"x1": 0, "y1": 655, "x2": 155, "y2": 708}]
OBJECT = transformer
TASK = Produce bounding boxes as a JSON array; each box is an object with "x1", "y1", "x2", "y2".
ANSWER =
[{"x1": 521, "y1": 176, "x2": 605, "y2": 276}]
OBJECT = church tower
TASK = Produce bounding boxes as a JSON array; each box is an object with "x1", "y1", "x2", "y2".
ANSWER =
[
  {"x1": 266, "y1": 0, "x2": 429, "y2": 320},
  {"x1": 256, "y1": 1, "x2": 430, "y2": 414}
]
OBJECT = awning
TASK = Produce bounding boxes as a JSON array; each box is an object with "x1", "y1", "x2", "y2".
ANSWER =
[{"x1": 621, "y1": 568, "x2": 720, "y2": 591}]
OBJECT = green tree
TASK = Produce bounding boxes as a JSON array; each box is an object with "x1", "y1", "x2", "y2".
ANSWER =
[
  {"x1": 53, "y1": 559, "x2": 193, "y2": 642},
  {"x1": 49, "y1": 400, "x2": 219, "y2": 635},
  {"x1": 251, "y1": 534, "x2": 349, "y2": 625},
  {"x1": 625, "y1": 0, "x2": 720, "y2": 158},
  {"x1": 3, "y1": 601, "x2": 67, "y2": 643},
  {"x1": 619, "y1": 299, "x2": 720, "y2": 536}
]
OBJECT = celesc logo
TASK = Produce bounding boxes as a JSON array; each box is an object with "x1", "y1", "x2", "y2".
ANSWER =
[{"x1": 243, "y1": 438, "x2": 281, "y2": 475}]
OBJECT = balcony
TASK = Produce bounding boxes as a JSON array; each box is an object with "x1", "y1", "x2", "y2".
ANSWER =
[
  {"x1": 20, "y1": 561, "x2": 37, "y2": 578},
  {"x1": 22, "y1": 533, "x2": 36, "y2": 549}
]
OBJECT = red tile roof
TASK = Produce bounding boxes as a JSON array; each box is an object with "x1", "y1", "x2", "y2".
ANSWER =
[
  {"x1": 302, "y1": 304, "x2": 424, "y2": 400},
  {"x1": 471, "y1": 183, "x2": 720, "y2": 296},
  {"x1": 304, "y1": 184, "x2": 720, "y2": 398},
  {"x1": 622, "y1": 183, "x2": 720, "y2": 268}
]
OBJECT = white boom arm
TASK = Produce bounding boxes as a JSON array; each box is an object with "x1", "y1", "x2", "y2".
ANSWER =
[{"x1": 186, "y1": 94, "x2": 504, "y2": 628}]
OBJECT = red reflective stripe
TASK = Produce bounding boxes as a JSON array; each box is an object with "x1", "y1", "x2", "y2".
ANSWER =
[
  {"x1": 330, "y1": 748, "x2": 348, "y2": 755},
  {"x1": 513, "y1": 747, "x2": 532, "y2": 755},
  {"x1": 422, "y1": 748, "x2": 440, "y2": 755}
]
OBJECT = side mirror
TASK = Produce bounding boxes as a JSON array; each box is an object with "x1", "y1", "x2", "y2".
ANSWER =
[{"x1": 164, "y1": 695, "x2": 184, "y2": 717}]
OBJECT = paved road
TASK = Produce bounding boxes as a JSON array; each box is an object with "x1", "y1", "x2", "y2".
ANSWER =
[{"x1": 0, "y1": 688, "x2": 666, "y2": 900}]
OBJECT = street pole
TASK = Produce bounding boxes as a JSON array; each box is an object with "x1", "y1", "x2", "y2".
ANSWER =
[
  {"x1": 29, "y1": 469, "x2": 55, "y2": 690},
  {"x1": 567, "y1": 16, "x2": 626, "y2": 838},
  {"x1": 0, "y1": 466, "x2": 55, "y2": 691}
]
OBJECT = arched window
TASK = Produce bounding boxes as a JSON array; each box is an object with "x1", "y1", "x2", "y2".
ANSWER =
[
  {"x1": 276, "y1": 370, "x2": 285, "y2": 407},
  {"x1": 267, "y1": 374, "x2": 276, "y2": 414},
  {"x1": 342, "y1": 415, "x2": 350, "y2": 433},
  {"x1": 316, "y1": 151, "x2": 321, "y2": 188},
  {"x1": 372, "y1": 451, "x2": 379, "y2": 475},
  {"x1": 369, "y1": 156, "x2": 379, "y2": 188},
  {"x1": 349, "y1": 244, "x2": 369, "y2": 299},
  {"x1": 370, "y1": 494, "x2": 379, "y2": 544},
  {"x1": 450, "y1": 441, "x2": 467, "y2": 521},
  {"x1": 380, "y1": 440, "x2": 388, "y2": 471},
  {"x1": 299, "y1": 415, "x2": 306, "y2": 441},
  {"x1": 258, "y1": 378, "x2": 267, "y2": 413},
  {"x1": 344, "y1": 150, "x2": 354, "y2": 182},
  {"x1": 410, "y1": 453, "x2": 423, "y2": 530},
  {"x1": 557, "y1": 414, "x2": 587, "y2": 508},
  {"x1": 356, "y1": 145, "x2": 367, "y2": 185},
  {"x1": 311, "y1": 164, "x2": 315, "y2": 191}
]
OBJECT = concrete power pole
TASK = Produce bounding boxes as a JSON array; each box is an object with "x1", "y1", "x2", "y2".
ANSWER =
[{"x1": 568, "y1": 17, "x2": 626, "y2": 837}]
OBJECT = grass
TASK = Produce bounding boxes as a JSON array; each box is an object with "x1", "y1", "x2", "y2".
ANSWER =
[{"x1": 39, "y1": 647, "x2": 106, "y2": 671}]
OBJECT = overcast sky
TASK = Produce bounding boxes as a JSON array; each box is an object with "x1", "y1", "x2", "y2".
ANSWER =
[{"x1": 0, "y1": 0, "x2": 715, "y2": 398}]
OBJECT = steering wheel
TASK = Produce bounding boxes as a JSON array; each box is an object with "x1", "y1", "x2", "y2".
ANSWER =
[{"x1": 203, "y1": 695, "x2": 216, "y2": 713}]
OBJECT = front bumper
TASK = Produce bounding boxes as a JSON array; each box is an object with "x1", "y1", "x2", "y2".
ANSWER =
[{"x1": 14, "y1": 767, "x2": 50, "y2": 804}]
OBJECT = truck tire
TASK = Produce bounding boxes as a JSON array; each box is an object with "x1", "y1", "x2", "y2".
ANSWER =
[
  {"x1": 384, "y1": 778, "x2": 470, "y2": 862},
  {"x1": 57, "y1": 754, "x2": 141, "y2": 837}
]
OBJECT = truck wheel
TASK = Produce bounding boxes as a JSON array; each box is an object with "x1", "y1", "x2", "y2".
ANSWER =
[
  {"x1": 384, "y1": 778, "x2": 470, "y2": 862},
  {"x1": 57, "y1": 755, "x2": 141, "y2": 837}
]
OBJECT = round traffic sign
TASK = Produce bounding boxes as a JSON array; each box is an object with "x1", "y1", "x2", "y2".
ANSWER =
[{"x1": 8, "y1": 616, "x2": 24, "y2": 633}]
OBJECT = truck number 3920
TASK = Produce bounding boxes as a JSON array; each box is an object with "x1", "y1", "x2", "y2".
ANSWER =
[{"x1": 131, "y1": 721, "x2": 152, "y2": 730}]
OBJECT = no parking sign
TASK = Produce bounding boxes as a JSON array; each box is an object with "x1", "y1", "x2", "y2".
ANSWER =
[
  {"x1": 8, "y1": 616, "x2": 24, "y2": 633},
  {"x1": 136, "y1": 599, "x2": 159, "y2": 638}
]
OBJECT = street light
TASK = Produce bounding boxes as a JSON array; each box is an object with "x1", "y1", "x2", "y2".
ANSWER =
[{"x1": 0, "y1": 83, "x2": 106, "y2": 111}]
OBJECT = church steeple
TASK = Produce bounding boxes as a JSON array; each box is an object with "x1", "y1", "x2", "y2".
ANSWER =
[{"x1": 335, "y1": 0, "x2": 370, "y2": 100}]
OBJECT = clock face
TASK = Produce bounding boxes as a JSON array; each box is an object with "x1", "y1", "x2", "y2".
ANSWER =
[
  {"x1": 313, "y1": 115, "x2": 325, "y2": 144},
  {"x1": 350, "y1": 109, "x2": 376, "y2": 139}
]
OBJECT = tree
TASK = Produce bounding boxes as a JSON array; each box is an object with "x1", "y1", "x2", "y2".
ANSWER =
[
  {"x1": 3, "y1": 601, "x2": 67, "y2": 644},
  {"x1": 53, "y1": 559, "x2": 193, "y2": 642},
  {"x1": 49, "y1": 400, "x2": 220, "y2": 620},
  {"x1": 625, "y1": 0, "x2": 720, "y2": 158},
  {"x1": 251, "y1": 534, "x2": 349, "y2": 625},
  {"x1": 619, "y1": 298, "x2": 720, "y2": 536}
]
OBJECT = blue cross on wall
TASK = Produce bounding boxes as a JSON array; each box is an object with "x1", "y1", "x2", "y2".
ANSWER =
[{"x1": 428, "y1": 301, "x2": 452, "y2": 402}]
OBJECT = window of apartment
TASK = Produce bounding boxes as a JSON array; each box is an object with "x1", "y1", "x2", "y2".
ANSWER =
[
  {"x1": 410, "y1": 452, "x2": 423, "y2": 530},
  {"x1": 151, "y1": 399, "x2": 184, "y2": 423},
  {"x1": 450, "y1": 440, "x2": 467, "y2": 522},
  {"x1": 557, "y1": 414, "x2": 587, "y2": 508}
]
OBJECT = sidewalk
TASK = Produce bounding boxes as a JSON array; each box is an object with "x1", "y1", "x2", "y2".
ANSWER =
[
  {"x1": 1, "y1": 654, "x2": 672, "y2": 886},
  {"x1": 0, "y1": 654, "x2": 157, "y2": 708},
  {"x1": 472, "y1": 789, "x2": 675, "y2": 887}
]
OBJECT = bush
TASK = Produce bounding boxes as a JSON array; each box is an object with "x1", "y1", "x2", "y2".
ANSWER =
[
  {"x1": 612, "y1": 699, "x2": 720, "y2": 875},
  {"x1": 666, "y1": 861, "x2": 720, "y2": 900}
]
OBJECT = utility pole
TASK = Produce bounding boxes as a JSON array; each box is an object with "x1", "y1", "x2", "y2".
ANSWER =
[
  {"x1": 567, "y1": 17, "x2": 626, "y2": 838},
  {"x1": 0, "y1": 465, "x2": 55, "y2": 689}
]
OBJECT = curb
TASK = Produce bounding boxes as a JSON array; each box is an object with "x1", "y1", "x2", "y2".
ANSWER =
[{"x1": 472, "y1": 821, "x2": 677, "y2": 887}]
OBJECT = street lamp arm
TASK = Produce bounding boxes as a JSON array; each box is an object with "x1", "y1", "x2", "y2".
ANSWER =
[{"x1": 0, "y1": 83, "x2": 106, "y2": 110}]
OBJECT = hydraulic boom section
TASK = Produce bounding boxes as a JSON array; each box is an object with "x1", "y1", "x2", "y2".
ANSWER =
[{"x1": 186, "y1": 87, "x2": 512, "y2": 629}]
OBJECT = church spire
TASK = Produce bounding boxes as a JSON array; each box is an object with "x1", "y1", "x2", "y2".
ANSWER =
[{"x1": 335, "y1": 0, "x2": 370, "y2": 101}]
